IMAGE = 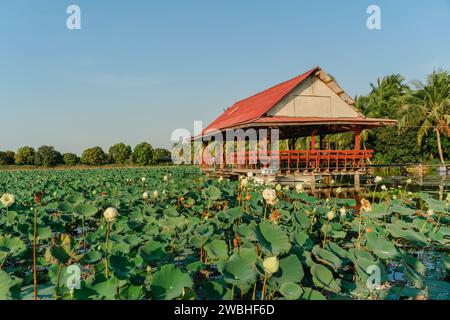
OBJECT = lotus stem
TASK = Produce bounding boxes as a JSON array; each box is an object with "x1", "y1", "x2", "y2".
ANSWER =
[
  {"x1": 261, "y1": 272, "x2": 268, "y2": 300},
  {"x1": 263, "y1": 204, "x2": 267, "y2": 222},
  {"x1": 6, "y1": 207, "x2": 9, "y2": 226},
  {"x1": 33, "y1": 206, "x2": 38, "y2": 300},
  {"x1": 105, "y1": 222, "x2": 111, "y2": 279},
  {"x1": 252, "y1": 282, "x2": 257, "y2": 300}
]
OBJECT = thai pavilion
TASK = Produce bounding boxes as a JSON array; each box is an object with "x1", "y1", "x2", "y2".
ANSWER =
[{"x1": 194, "y1": 66, "x2": 396, "y2": 181}]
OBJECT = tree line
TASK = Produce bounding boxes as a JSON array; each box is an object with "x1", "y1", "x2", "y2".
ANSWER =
[{"x1": 0, "y1": 143, "x2": 172, "y2": 167}]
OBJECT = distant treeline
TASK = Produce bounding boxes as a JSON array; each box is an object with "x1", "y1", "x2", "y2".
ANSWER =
[{"x1": 0, "y1": 143, "x2": 172, "y2": 167}]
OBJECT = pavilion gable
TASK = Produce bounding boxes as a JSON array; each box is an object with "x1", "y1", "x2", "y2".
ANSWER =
[{"x1": 267, "y1": 70, "x2": 361, "y2": 119}]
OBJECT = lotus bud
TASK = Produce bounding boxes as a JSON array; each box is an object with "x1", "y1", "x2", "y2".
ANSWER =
[
  {"x1": 218, "y1": 176, "x2": 224, "y2": 183},
  {"x1": 406, "y1": 178, "x2": 412, "y2": 184},
  {"x1": 142, "y1": 192, "x2": 149, "y2": 200},
  {"x1": 141, "y1": 177, "x2": 146, "y2": 183},
  {"x1": 283, "y1": 185, "x2": 290, "y2": 191},
  {"x1": 263, "y1": 256, "x2": 279, "y2": 274},
  {"x1": 327, "y1": 211, "x2": 335, "y2": 221},
  {"x1": 103, "y1": 207, "x2": 119, "y2": 223},
  {"x1": 163, "y1": 175, "x2": 169, "y2": 182},
  {"x1": 240, "y1": 178, "x2": 248, "y2": 188},
  {"x1": 335, "y1": 187, "x2": 342, "y2": 195},
  {"x1": 153, "y1": 191, "x2": 159, "y2": 199},
  {"x1": 275, "y1": 184, "x2": 282, "y2": 192},
  {"x1": 330, "y1": 179, "x2": 335, "y2": 185}
]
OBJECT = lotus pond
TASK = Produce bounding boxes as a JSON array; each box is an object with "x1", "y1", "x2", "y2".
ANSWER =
[{"x1": 0, "y1": 166, "x2": 449, "y2": 300}]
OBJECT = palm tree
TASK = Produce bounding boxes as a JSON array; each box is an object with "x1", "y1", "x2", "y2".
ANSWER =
[
  {"x1": 398, "y1": 70, "x2": 450, "y2": 164},
  {"x1": 357, "y1": 74, "x2": 408, "y2": 118}
]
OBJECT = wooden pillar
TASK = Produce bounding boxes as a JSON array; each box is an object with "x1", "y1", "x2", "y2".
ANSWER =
[
  {"x1": 311, "y1": 130, "x2": 316, "y2": 150},
  {"x1": 354, "y1": 128, "x2": 361, "y2": 151}
]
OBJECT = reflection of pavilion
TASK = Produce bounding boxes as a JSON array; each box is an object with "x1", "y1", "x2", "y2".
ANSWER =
[{"x1": 195, "y1": 67, "x2": 396, "y2": 180}]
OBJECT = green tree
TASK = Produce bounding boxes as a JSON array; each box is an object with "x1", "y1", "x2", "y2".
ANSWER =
[
  {"x1": 15, "y1": 146, "x2": 36, "y2": 165},
  {"x1": 80, "y1": 147, "x2": 108, "y2": 166},
  {"x1": 109, "y1": 143, "x2": 132, "y2": 164},
  {"x1": 0, "y1": 151, "x2": 15, "y2": 165},
  {"x1": 356, "y1": 74, "x2": 408, "y2": 118},
  {"x1": 153, "y1": 148, "x2": 171, "y2": 163},
  {"x1": 132, "y1": 142, "x2": 154, "y2": 165},
  {"x1": 63, "y1": 153, "x2": 79, "y2": 166},
  {"x1": 35, "y1": 145, "x2": 63, "y2": 167},
  {"x1": 398, "y1": 70, "x2": 450, "y2": 164}
]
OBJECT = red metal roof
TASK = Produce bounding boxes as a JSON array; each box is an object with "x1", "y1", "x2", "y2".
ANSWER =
[{"x1": 202, "y1": 67, "x2": 319, "y2": 134}]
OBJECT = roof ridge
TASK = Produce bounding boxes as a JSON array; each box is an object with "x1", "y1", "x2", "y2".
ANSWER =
[{"x1": 232, "y1": 66, "x2": 319, "y2": 106}]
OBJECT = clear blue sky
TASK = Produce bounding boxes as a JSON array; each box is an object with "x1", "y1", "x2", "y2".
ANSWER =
[{"x1": 1, "y1": 0, "x2": 449, "y2": 154}]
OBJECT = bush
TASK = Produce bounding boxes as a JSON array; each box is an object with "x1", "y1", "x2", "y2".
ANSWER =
[
  {"x1": 15, "y1": 146, "x2": 36, "y2": 165},
  {"x1": 80, "y1": 147, "x2": 107, "y2": 166},
  {"x1": 132, "y1": 142, "x2": 154, "y2": 165},
  {"x1": 0, "y1": 151, "x2": 15, "y2": 165},
  {"x1": 109, "y1": 143, "x2": 132, "y2": 164},
  {"x1": 153, "y1": 148, "x2": 172, "y2": 164},
  {"x1": 35, "y1": 145, "x2": 63, "y2": 167},
  {"x1": 63, "y1": 153, "x2": 79, "y2": 166}
]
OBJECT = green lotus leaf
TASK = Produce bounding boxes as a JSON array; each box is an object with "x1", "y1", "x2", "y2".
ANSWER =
[
  {"x1": 279, "y1": 282, "x2": 302, "y2": 300},
  {"x1": 312, "y1": 245, "x2": 342, "y2": 271},
  {"x1": 150, "y1": 264, "x2": 193, "y2": 300},
  {"x1": 204, "y1": 239, "x2": 229, "y2": 262},
  {"x1": 310, "y1": 263, "x2": 341, "y2": 293},
  {"x1": 0, "y1": 235, "x2": 25, "y2": 256},
  {"x1": 91, "y1": 277, "x2": 118, "y2": 300},
  {"x1": 272, "y1": 254, "x2": 304, "y2": 285},
  {"x1": 298, "y1": 287, "x2": 326, "y2": 300},
  {"x1": 0, "y1": 270, "x2": 23, "y2": 300},
  {"x1": 220, "y1": 254, "x2": 257, "y2": 287},
  {"x1": 255, "y1": 221, "x2": 291, "y2": 256},
  {"x1": 82, "y1": 251, "x2": 102, "y2": 264},
  {"x1": 202, "y1": 185, "x2": 222, "y2": 201},
  {"x1": 139, "y1": 240, "x2": 166, "y2": 264},
  {"x1": 365, "y1": 232, "x2": 398, "y2": 259}
]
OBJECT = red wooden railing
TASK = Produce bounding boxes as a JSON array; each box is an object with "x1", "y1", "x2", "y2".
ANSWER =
[{"x1": 200, "y1": 149, "x2": 373, "y2": 173}]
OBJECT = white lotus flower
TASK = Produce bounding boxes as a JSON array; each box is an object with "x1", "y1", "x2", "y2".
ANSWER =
[
  {"x1": 327, "y1": 211, "x2": 335, "y2": 221},
  {"x1": 374, "y1": 176, "x2": 383, "y2": 184},
  {"x1": 141, "y1": 177, "x2": 146, "y2": 183},
  {"x1": 142, "y1": 192, "x2": 149, "y2": 200},
  {"x1": 295, "y1": 183, "x2": 304, "y2": 193},
  {"x1": 240, "y1": 178, "x2": 248, "y2": 188},
  {"x1": 218, "y1": 176, "x2": 224, "y2": 183},
  {"x1": 103, "y1": 207, "x2": 119, "y2": 223},
  {"x1": 0, "y1": 194, "x2": 15, "y2": 208},
  {"x1": 426, "y1": 209, "x2": 434, "y2": 217},
  {"x1": 153, "y1": 191, "x2": 159, "y2": 199},
  {"x1": 275, "y1": 184, "x2": 282, "y2": 192},
  {"x1": 330, "y1": 179, "x2": 335, "y2": 185},
  {"x1": 406, "y1": 178, "x2": 412, "y2": 184},
  {"x1": 335, "y1": 187, "x2": 342, "y2": 195},
  {"x1": 339, "y1": 207, "x2": 347, "y2": 217},
  {"x1": 163, "y1": 175, "x2": 169, "y2": 182},
  {"x1": 381, "y1": 185, "x2": 387, "y2": 191},
  {"x1": 263, "y1": 256, "x2": 279, "y2": 274},
  {"x1": 262, "y1": 188, "x2": 277, "y2": 205},
  {"x1": 247, "y1": 172, "x2": 254, "y2": 178}
]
